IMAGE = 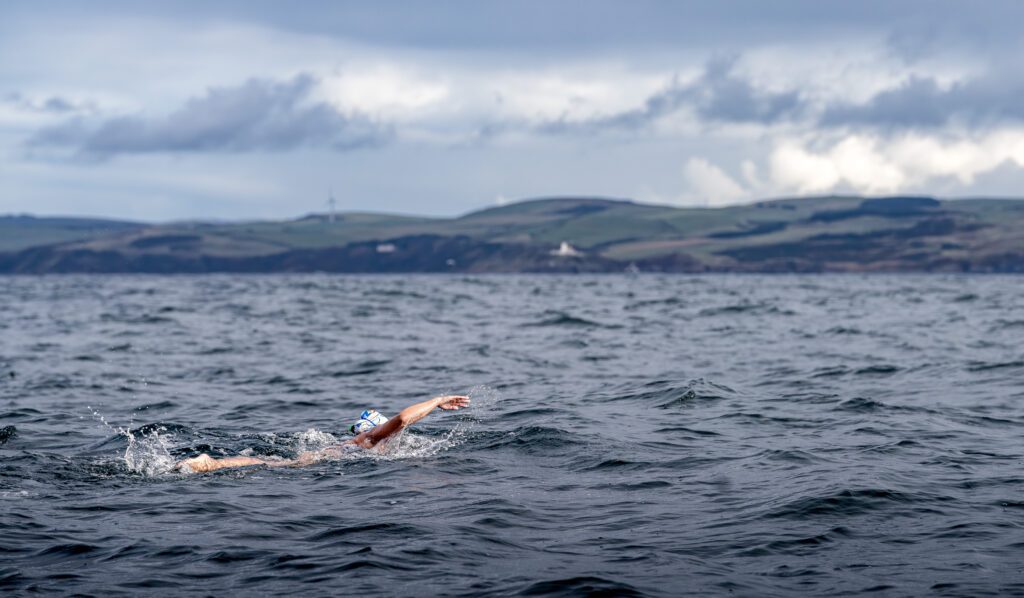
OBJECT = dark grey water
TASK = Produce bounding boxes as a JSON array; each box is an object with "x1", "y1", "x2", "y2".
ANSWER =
[{"x1": 1, "y1": 275, "x2": 1023, "y2": 596}]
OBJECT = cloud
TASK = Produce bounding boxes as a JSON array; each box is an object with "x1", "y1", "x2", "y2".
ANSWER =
[
  {"x1": 688, "y1": 56, "x2": 803, "y2": 125},
  {"x1": 821, "y1": 72, "x2": 1024, "y2": 130},
  {"x1": 3, "y1": 92, "x2": 89, "y2": 114},
  {"x1": 26, "y1": 74, "x2": 391, "y2": 157},
  {"x1": 321, "y1": 67, "x2": 450, "y2": 120},
  {"x1": 770, "y1": 131, "x2": 1024, "y2": 194},
  {"x1": 541, "y1": 56, "x2": 805, "y2": 134},
  {"x1": 770, "y1": 137, "x2": 903, "y2": 193},
  {"x1": 683, "y1": 157, "x2": 748, "y2": 206},
  {"x1": 534, "y1": 57, "x2": 1024, "y2": 140},
  {"x1": 9, "y1": 4, "x2": 1024, "y2": 220}
]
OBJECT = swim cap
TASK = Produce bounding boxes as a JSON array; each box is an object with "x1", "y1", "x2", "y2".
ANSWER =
[{"x1": 350, "y1": 409, "x2": 388, "y2": 434}]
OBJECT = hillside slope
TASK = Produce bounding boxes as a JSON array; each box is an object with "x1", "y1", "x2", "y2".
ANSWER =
[
  {"x1": 2, "y1": 196, "x2": 1023, "y2": 273},
  {"x1": 0, "y1": 215, "x2": 144, "y2": 252}
]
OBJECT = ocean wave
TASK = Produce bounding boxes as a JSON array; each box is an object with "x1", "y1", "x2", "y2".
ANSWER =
[
  {"x1": 699, "y1": 302, "x2": 795, "y2": 317},
  {"x1": 765, "y1": 488, "x2": 952, "y2": 519},
  {"x1": 853, "y1": 364, "x2": 902, "y2": 376},
  {"x1": 522, "y1": 310, "x2": 622, "y2": 329},
  {"x1": 471, "y1": 427, "x2": 587, "y2": 454},
  {"x1": 326, "y1": 359, "x2": 392, "y2": 377},
  {"x1": 520, "y1": 576, "x2": 645, "y2": 597},
  {"x1": 734, "y1": 526, "x2": 853, "y2": 557},
  {"x1": 966, "y1": 360, "x2": 1024, "y2": 372},
  {"x1": 599, "y1": 378, "x2": 737, "y2": 408},
  {"x1": 304, "y1": 522, "x2": 426, "y2": 544}
]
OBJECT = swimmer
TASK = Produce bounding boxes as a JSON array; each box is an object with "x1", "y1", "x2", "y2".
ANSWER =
[{"x1": 174, "y1": 394, "x2": 470, "y2": 473}]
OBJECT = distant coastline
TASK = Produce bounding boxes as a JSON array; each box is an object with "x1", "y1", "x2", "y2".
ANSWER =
[{"x1": 2, "y1": 196, "x2": 1023, "y2": 274}]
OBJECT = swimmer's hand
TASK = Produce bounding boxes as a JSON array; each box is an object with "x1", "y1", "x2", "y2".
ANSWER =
[{"x1": 437, "y1": 395, "x2": 470, "y2": 410}]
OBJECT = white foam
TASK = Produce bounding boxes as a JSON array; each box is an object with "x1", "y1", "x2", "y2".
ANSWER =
[
  {"x1": 123, "y1": 426, "x2": 176, "y2": 476},
  {"x1": 293, "y1": 428, "x2": 340, "y2": 453}
]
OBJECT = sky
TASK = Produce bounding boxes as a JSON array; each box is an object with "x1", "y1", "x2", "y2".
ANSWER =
[{"x1": 3, "y1": 0, "x2": 1024, "y2": 221}]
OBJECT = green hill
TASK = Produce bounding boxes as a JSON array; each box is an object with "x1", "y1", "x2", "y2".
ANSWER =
[
  {"x1": 2, "y1": 196, "x2": 1023, "y2": 273},
  {"x1": 0, "y1": 215, "x2": 144, "y2": 252}
]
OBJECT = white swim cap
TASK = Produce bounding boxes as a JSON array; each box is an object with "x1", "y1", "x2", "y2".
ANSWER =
[{"x1": 350, "y1": 409, "x2": 388, "y2": 434}]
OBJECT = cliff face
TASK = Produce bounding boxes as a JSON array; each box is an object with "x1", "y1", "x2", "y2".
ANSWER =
[{"x1": 2, "y1": 196, "x2": 1023, "y2": 273}]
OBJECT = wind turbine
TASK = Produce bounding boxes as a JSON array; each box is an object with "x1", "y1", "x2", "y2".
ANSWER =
[{"x1": 327, "y1": 187, "x2": 337, "y2": 223}]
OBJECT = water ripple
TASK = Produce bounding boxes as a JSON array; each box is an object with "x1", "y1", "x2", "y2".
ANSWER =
[{"x1": 1, "y1": 274, "x2": 1022, "y2": 595}]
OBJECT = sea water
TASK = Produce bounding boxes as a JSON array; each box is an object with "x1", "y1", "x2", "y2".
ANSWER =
[{"x1": 1, "y1": 274, "x2": 1022, "y2": 595}]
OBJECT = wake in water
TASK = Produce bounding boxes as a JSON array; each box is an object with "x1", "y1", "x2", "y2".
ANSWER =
[{"x1": 108, "y1": 385, "x2": 500, "y2": 476}]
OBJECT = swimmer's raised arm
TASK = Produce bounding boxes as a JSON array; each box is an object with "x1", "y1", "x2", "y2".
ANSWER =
[{"x1": 354, "y1": 395, "x2": 470, "y2": 448}]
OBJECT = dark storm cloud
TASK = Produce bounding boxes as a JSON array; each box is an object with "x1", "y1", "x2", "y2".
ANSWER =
[
  {"x1": 540, "y1": 55, "x2": 1024, "y2": 138},
  {"x1": 541, "y1": 57, "x2": 804, "y2": 135},
  {"x1": 27, "y1": 75, "x2": 391, "y2": 157},
  {"x1": 821, "y1": 72, "x2": 1024, "y2": 130},
  {"x1": 686, "y1": 57, "x2": 803, "y2": 124}
]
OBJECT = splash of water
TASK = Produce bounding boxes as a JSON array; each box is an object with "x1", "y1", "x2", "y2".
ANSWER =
[
  {"x1": 88, "y1": 405, "x2": 176, "y2": 476},
  {"x1": 86, "y1": 404, "x2": 128, "y2": 436},
  {"x1": 123, "y1": 427, "x2": 176, "y2": 476},
  {"x1": 376, "y1": 384, "x2": 500, "y2": 459},
  {"x1": 465, "y1": 384, "x2": 500, "y2": 415},
  {"x1": 293, "y1": 428, "x2": 340, "y2": 453}
]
